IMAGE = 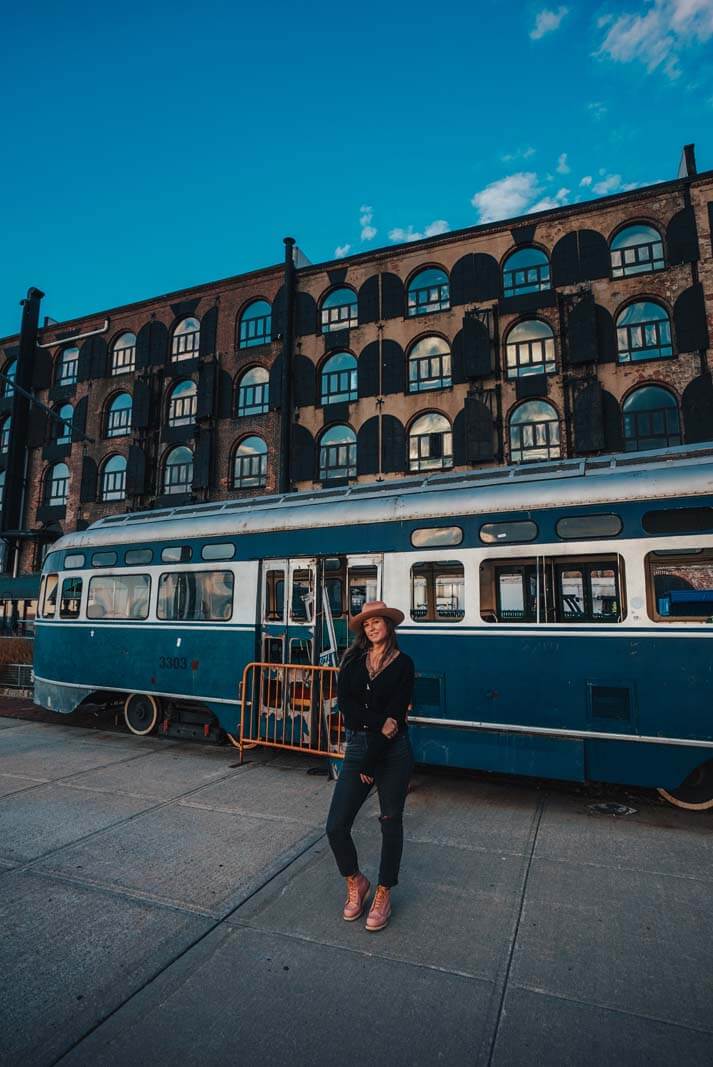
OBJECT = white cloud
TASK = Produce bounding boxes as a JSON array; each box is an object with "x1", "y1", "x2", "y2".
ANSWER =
[
  {"x1": 501, "y1": 146, "x2": 536, "y2": 162},
  {"x1": 556, "y1": 152, "x2": 571, "y2": 174},
  {"x1": 334, "y1": 244, "x2": 351, "y2": 258},
  {"x1": 580, "y1": 175, "x2": 593, "y2": 186},
  {"x1": 471, "y1": 172, "x2": 540, "y2": 222},
  {"x1": 388, "y1": 219, "x2": 450, "y2": 243},
  {"x1": 361, "y1": 225, "x2": 377, "y2": 241},
  {"x1": 596, "y1": 0, "x2": 713, "y2": 79},
  {"x1": 529, "y1": 186, "x2": 571, "y2": 212},
  {"x1": 530, "y1": 6, "x2": 569, "y2": 38},
  {"x1": 587, "y1": 100, "x2": 608, "y2": 120},
  {"x1": 592, "y1": 172, "x2": 623, "y2": 194},
  {"x1": 358, "y1": 205, "x2": 377, "y2": 241}
]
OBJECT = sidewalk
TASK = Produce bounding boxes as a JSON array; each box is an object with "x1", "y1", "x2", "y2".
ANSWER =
[{"x1": 1, "y1": 712, "x2": 712, "y2": 1066}]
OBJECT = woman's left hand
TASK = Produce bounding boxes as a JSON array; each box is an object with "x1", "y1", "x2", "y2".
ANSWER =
[{"x1": 381, "y1": 717, "x2": 398, "y2": 739}]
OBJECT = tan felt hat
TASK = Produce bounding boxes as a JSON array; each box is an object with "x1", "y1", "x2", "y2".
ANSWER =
[{"x1": 349, "y1": 599, "x2": 405, "y2": 631}]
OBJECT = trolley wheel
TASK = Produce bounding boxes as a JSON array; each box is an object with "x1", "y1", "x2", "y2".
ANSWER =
[
  {"x1": 123, "y1": 693, "x2": 161, "y2": 736},
  {"x1": 658, "y1": 759, "x2": 713, "y2": 811},
  {"x1": 225, "y1": 732, "x2": 258, "y2": 751}
]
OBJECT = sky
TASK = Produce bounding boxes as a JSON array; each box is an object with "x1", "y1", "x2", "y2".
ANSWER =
[{"x1": 1, "y1": 0, "x2": 713, "y2": 339}]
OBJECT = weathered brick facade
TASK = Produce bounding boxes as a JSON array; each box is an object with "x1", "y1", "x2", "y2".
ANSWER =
[{"x1": 1, "y1": 144, "x2": 711, "y2": 609}]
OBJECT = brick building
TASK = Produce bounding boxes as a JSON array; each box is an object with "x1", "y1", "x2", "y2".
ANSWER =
[{"x1": 0, "y1": 143, "x2": 711, "y2": 632}]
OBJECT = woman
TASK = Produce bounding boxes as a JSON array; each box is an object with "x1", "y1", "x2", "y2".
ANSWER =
[{"x1": 326, "y1": 600, "x2": 415, "y2": 932}]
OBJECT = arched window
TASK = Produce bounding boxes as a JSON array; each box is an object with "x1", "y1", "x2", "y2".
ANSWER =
[
  {"x1": 505, "y1": 320, "x2": 556, "y2": 378},
  {"x1": 616, "y1": 302, "x2": 672, "y2": 363},
  {"x1": 56, "y1": 403, "x2": 73, "y2": 445},
  {"x1": 509, "y1": 400, "x2": 561, "y2": 464},
  {"x1": 623, "y1": 386, "x2": 681, "y2": 452},
  {"x1": 502, "y1": 247, "x2": 551, "y2": 297},
  {"x1": 45, "y1": 462, "x2": 69, "y2": 506},
  {"x1": 319, "y1": 425, "x2": 357, "y2": 481},
  {"x1": 111, "y1": 332, "x2": 136, "y2": 375},
  {"x1": 171, "y1": 317, "x2": 200, "y2": 362},
  {"x1": 101, "y1": 455, "x2": 127, "y2": 501},
  {"x1": 237, "y1": 367, "x2": 269, "y2": 416},
  {"x1": 321, "y1": 352, "x2": 357, "y2": 405},
  {"x1": 163, "y1": 446, "x2": 193, "y2": 495},
  {"x1": 408, "y1": 336, "x2": 451, "y2": 393},
  {"x1": 0, "y1": 416, "x2": 10, "y2": 454},
  {"x1": 57, "y1": 346, "x2": 79, "y2": 386},
  {"x1": 611, "y1": 224, "x2": 664, "y2": 278},
  {"x1": 2, "y1": 360, "x2": 16, "y2": 398},
  {"x1": 106, "y1": 393, "x2": 132, "y2": 438},
  {"x1": 239, "y1": 300, "x2": 272, "y2": 349},
  {"x1": 407, "y1": 268, "x2": 449, "y2": 317},
  {"x1": 320, "y1": 288, "x2": 358, "y2": 333},
  {"x1": 167, "y1": 380, "x2": 197, "y2": 426},
  {"x1": 233, "y1": 436, "x2": 268, "y2": 488},
  {"x1": 408, "y1": 413, "x2": 453, "y2": 472}
]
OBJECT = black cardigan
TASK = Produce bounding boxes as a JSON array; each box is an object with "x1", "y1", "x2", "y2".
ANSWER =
[{"x1": 337, "y1": 651, "x2": 415, "y2": 774}]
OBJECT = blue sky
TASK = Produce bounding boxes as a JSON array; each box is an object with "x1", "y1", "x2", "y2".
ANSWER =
[{"x1": 1, "y1": 0, "x2": 712, "y2": 338}]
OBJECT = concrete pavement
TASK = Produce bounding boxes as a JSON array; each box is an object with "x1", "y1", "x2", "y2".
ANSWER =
[{"x1": 1, "y1": 713, "x2": 712, "y2": 1066}]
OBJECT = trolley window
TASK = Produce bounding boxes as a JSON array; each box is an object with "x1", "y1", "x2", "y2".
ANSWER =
[
  {"x1": 411, "y1": 561, "x2": 465, "y2": 622},
  {"x1": 480, "y1": 555, "x2": 625, "y2": 623},
  {"x1": 201, "y1": 543, "x2": 235, "y2": 561},
  {"x1": 556, "y1": 514, "x2": 622, "y2": 540},
  {"x1": 91, "y1": 551, "x2": 118, "y2": 568},
  {"x1": 642, "y1": 507, "x2": 713, "y2": 535},
  {"x1": 41, "y1": 574, "x2": 58, "y2": 618},
  {"x1": 264, "y1": 569, "x2": 285, "y2": 621},
  {"x1": 161, "y1": 545, "x2": 192, "y2": 563},
  {"x1": 87, "y1": 574, "x2": 151, "y2": 619},
  {"x1": 63, "y1": 553, "x2": 85, "y2": 569},
  {"x1": 411, "y1": 526, "x2": 463, "y2": 548},
  {"x1": 157, "y1": 570, "x2": 234, "y2": 621},
  {"x1": 125, "y1": 548, "x2": 153, "y2": 565},
  {"x1": 59, "y1": 577, "x2": 82, "y2": 619},
  {"x1": 479, "y1": 521, "x2": 538, "y2": 544},
  {"x1": 348, "y1": 566, "x2": 378, "y2": 616},
  {"x1": 291, "y1": 569, "x2": 314, "y2": 622},
  {"x1": 43, "y1": 551, "x2": 62, "y2": 572},
  {"x1": 646, "y1": 549, "x2": 713, "y2": 621}
]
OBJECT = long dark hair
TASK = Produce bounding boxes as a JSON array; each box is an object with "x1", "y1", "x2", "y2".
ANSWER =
[{"x1": 341, "y1": 617, "x2": 399, "y2": 668}]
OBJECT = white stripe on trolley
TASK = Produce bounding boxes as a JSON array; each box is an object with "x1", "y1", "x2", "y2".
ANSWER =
[
  {"x1": 32, "y1": 674, "x2": 242, "y2": 707},
  {"x1": 409, "y1": 715, "x2": 713, "y2": 748}
]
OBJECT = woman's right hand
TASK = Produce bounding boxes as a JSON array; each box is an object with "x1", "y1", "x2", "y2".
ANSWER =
[{"x1": 381, "y1": 717, "x2": 398, "y2": 739}]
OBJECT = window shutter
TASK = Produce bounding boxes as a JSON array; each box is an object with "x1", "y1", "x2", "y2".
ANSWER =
[
  {"x1": 357, "y1": 417, "x2": 379, "y2": 475},
  {"x1": 382, "y1": 340, "x2": 404, "y2": 395},
  {"x1": 192, "y1": 432, "x2": 212, "y2": 489},
  {"x1": 199, "y1": 307, "x2": 218, "y2": 357},
  {"x1": 269, "y1": 354, "x2": 283, "y2": 409},
  {"x1": 516, "y1": 373, "x2": 548, "y2": 400},
  {"x1": 27, "y1": 406, "x2": 49, "y2": 448},
  {"x1": 71, "y1": 396, "x2": 87, "y2": 442},
  {"x1": 602, "y1": 390, "x2": 623, "y2": 452},
  {"x1": 666, "y1": 206, "x2": 699, "y2": 265},
  {"x1": 566, "y1": 292, "x2": 598, "y2": 365},
  {"x1": 32, "y1": 348, "x2": 52, "y2": 389},
  {"x1": 551, "y1": 232, "x2": 579, "y2": 286},
  {"x1": 294, "y1": 354, "x2": 316, "y2": 407},
  {"x1": 217, "y1": 368, "x2": 233, "y2": 418},
  {"x1": 450, "y1": 254, "x2": 477, "y2": 306},
  {"x1": 149, "y1": 321, "x2": 168, "y2": 366},
  {"x1": 463, "y1": 312, "x2": 494, "y2": 377},
  {"x1": 136, "y1": 323, "x2": 151, "y2": 369},
  {"x1": 381, "y1": 414, "x2": 406, "y2": 473},
  {"x1": 465, "y1": 396, "x2": 495, "y2": 462},
  {"x1": 290, "y1": 424, "x2": 315, "y2": 482},
  {"x1": 358, "y1": 342, "x2": 379, "y2": 398},
  {"x1": 79, "y1": 456, "x2": 98, "y2": 503},
  {"x1": 132, "y1": 379, "x2": 151, "y2": 429},
  {"x1": 683, "y1": 373, "x2": 713, "y2": 443},
  {"x1": 126, "y1": 444, "x2": 146, "y2": 495},
  {"x1": 380, "y1": 273, "x2": 404, "y2": 319},
  {"x1": 296, "y1": 292, "x2": 317, "y2": 337},
  {"x1": 77, "y1": 341, "x2": 92, "y2": 382},
  {"x1": 197, "y1": 360, "x2": 217, "y2": 419},
  {"x1": 271, "y1": 286, "x2": 286, "y2": 341},
  {"x1": 674, "y1": 284, "x2": 708, "y2": 353},
  {"x1": 358, "y1": 276, "x2": 380, "y2": 324},
  {"x1": 88, "y1": 337, "x2": 108, "y2": 380},
  {"x1": 573, "y1": 380, "x2": 605, "y2": 453},
  {"x1": 472, "y1": 254, "x2": 500, "y2": 301},
  {"x1": 595, "y1": 305, "x2": 618, "y2": 363},
  {"x1": 577, "y1": 229, "x2": 610, "y2": 281}
]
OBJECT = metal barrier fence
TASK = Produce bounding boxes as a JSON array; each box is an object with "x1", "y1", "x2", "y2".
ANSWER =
[
  {"x1": 236, "y1": 662, "x2": 344, "y2": 764},
  {"x1": 0, "y1": 663, "x2": 34, "y2": 689}
]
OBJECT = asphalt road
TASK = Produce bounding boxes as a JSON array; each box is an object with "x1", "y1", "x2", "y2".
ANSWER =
[{"x1": 1, "y1": 704, "x2": 712, "y2": 1066}]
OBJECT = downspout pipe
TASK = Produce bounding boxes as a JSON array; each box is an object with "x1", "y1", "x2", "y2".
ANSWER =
[{"x1": 279, "y1": 237, "x2": 296, "y2": 494}]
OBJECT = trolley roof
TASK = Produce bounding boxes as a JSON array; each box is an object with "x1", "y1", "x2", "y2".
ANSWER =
[{"x1": 52, "y1": 443, "x2": 713, "y2": 552}]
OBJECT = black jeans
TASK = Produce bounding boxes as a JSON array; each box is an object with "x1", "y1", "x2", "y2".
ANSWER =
[{"x1": 326, "y1": 731, "x2": 414, "y2": 888}]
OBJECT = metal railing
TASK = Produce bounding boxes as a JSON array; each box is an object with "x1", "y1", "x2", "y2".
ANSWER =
[
  {"x1": 236, "y1": 662, "x2": 344, "y2": 763},
  {"x1": 0, "y1": 663, "x2": 33, "y2": 688}
]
